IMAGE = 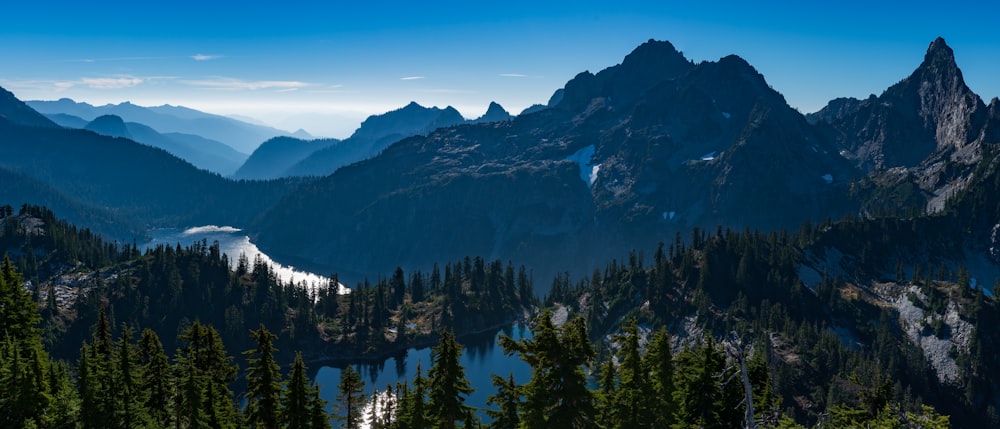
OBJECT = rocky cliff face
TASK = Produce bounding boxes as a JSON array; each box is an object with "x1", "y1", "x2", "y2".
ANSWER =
[{"x1": 810, "y1": 38, "x2": 995, "y2": 212}]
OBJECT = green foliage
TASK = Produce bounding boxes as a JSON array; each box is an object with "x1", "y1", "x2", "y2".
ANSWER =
[
  {"x1": 244, "y1": 324, "x2": 282, "y2": 429},
  {"x1": 428, "y1": 329, "x2": 474, "y2": 429},
  {"x1": 336, "y1": 364, "x2": 365, "y2": 429},
  {"x1": 500, "y1": 311, "x2": 596, "y2": 429}
]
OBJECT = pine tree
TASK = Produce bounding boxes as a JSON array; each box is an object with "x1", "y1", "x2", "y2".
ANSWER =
[
  {"x1": 672, "y1": 337, "x2": 725, "y2": 429},
  {"x1": 500, "y1": 311, "x2": 595, "y2": 429},
  {"x1": 336, "y1": 364, "x2": 365, "y2": 429},
  {"x1": 611, "y1": 320, "x2": 652, "y2": 429},
  {"x1": 284, "y1": 352, "x2": 311, "y2": 429},
  {"x1": 113, "y1": 326, "x2": 151, "y2": 429},
  {"x1": 176, "y1": 322, "x2": 237, "y2": 428},
  {"x1": 427, "y1": 329, "x2": 474, "y2": 429},
  {"x1": 138, "y1": 328, "x2": 171, "y2": 426},
  {"x1": 485, "y1": 373, "x2": 520, "y2": 429},
  {"x1": 643, "y1": 327, "x2": 675, "y2": 428},
  {"x1": 395, "y1": 364, "x2": 429, "y2": 429},
  {"x1": 244, "y1": 324, "x2": 283, "y2": 429},
  {"x1": 310, "y1": 382, "x2": 333, "y2": 429}
]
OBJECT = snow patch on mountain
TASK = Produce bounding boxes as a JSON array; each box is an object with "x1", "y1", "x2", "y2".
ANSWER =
[{"x1": 565, "y1": 145, "x2": 598, "y2": 187}]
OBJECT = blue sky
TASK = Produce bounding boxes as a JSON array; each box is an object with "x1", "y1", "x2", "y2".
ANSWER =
[{"x1": 2, "y1": 1, "x2": 998, "y2": 138}]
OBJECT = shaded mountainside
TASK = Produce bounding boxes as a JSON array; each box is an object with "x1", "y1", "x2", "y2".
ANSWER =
[
  {"x1": 26, "y1": 98, "x2": 292, "y2": 154},
  {"x1": 0, "y1": 114, "x2": 301, "y2": 236},
  {"x1": 281, "y1": 102, "x2": 469, "y2": 178},
  {"x1": 231, "y1": 136, "x2": 340, "y2": 180},
  {"x1": 0, "y1": 167, "x2": 144, "y2": 239},
  {"x1": 0, "y1": 86, "x2": 58, "y2": 128},
  {"x1": 83, "y1": 114, "x2": 248, "y2": 175},
  {"x1": 236, "y1": 100, "x2": 515, "y2": 180},
  {"x1": 252, "y1": 40, "x2": 860, "y2": 284}
]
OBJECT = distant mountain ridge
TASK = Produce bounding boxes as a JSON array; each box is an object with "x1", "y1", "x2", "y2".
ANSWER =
[
  {"x1": 26, "y1": 98, "x2": 297, "y2": 154},
  {"x1": 82, "y1": 114, "x2": 247, "y2": 175},
  {"x1": 0, "y1": 87, "x2": 303, "y2": 236},
  {"x1": 236, "y1": 100, "x2": 512, "y2": 179}
]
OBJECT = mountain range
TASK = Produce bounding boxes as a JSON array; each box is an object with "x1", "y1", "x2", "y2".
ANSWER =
[
  {"x1": 3, "y1": 37, "x2": 999, "y2": 286},
  {"x1": 25, "y1": 98, "x2": 300, "y2": 154},
  {"x1": 234, "y1": 100, "x2": 513, "y2": 179},
  {"x1": 80, "y1": 114, "x2": 247, "y2": 175},
  {"x1": 254, "y1": 38, "x2": 957, "y2": 281}
]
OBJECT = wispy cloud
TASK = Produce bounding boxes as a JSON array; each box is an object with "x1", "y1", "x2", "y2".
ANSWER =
[
  {"x1": 415, "y1": 88, "x2": 475, "y2": 94},
  {"x1": 2, "y1": 75, "x2": 147, "y2": 91},
  {"x1": 400, "y1": 76, "x2": 425, "y2": 80},
  {"x1": 181, "y1": 77, "x2": 310, "y2": 91},
  {"x1": 80, "y1": 76, "x2": 144, "y2": 89},
  {"x1": 499, "y1": 73, "x2": 527, "y2": 78},
  {"x1": 192, "y1": 54, "x2": 222, "y2": 61},
  {"x1": 52, "y1": 56, "x2": 167, "y2": 64}
]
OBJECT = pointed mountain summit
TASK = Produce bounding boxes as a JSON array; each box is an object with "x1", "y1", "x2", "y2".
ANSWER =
[
  {"x1": 0, "y1": 86, "x2": 58, "y2": 128},
  {"x1": 811, "y1": 37, "x2": 987, "y2": 171},
  {"x1": 471, "y1": 102, "x2": 512, "y2": 123},
  {"x1": 84, "y1": 114, "x2": 132, "y2": 139}
]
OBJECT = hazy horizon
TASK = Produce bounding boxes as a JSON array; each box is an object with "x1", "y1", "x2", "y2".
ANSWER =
[{"x1": 4, "y1": 1, "x2": 999, "y2": 139}]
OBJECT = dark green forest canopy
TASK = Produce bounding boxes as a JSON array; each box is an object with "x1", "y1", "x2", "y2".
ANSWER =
[{"x1": 6, "y1": 194, "x2": 1000, "y2": 426}]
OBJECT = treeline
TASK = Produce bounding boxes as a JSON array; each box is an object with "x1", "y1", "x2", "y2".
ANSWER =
[
  {"x1": 0, "y1": 256, "x2": 950, "y2": 428},
  {"x1": 0, "y1": 204, "x2": 535, "y2": 364},
  {"x1": 547, "y1": 223, "x2": 994, "y2": 427}
]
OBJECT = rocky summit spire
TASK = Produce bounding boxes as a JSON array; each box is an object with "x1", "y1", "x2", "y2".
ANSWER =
[{"x1": 918, "y1": 37, "x2": 962, "y2": 81}]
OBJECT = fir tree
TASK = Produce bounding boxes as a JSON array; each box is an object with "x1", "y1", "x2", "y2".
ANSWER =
[
  {"x1": 485, "y1": 373, "x2": 520, "y2": 429},
  {"x1": 336, "y1": 364, "x2": 365, "y2": 429},
  {"x1": 427, "y1": 329, "x2": 474, "y2": 429},
  {"x1": 244, "y1": 324, "x2": 283, "y2": 429},
  {"x1": 284, "y1": 352, "x2": 311, "y2": 429},
  {"x1": 500, "y1": 311, "x2": 595, "y2": 429}
]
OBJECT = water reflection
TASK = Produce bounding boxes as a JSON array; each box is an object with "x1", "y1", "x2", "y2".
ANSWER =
[{"x1": 314, "y1": 325, "x2": 533, "y2": 419}]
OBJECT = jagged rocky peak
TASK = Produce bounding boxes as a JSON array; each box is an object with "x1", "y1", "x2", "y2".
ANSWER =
[
  {"x1": 472, "y1": 101, "x2": 512, "y2": 123},
  {"x1": 924, "y1": 37, "x2": 957, "y2": 68},
  {"x1": 908, "y1": 37, "x2": 985, "y2": 152}
]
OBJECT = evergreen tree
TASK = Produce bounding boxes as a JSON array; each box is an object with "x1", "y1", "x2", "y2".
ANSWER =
[
  {"x1": 610, "y1": 320, "x2": 652, "y2": 429},
  {"x1": 113, "y1": 326, "x2": 151, "y2": 429},
  {"x1": 672, "y1": 337, "x2": 725, "y2": 429},
  {"x1": 336, "y1": 364, "x2": 365, "y2": 429},
  {"x1": 284, "y1": 352, "x2": 311, "y2": 429},
  {"x1": 427, "y1": 329, "x2": 473, "y2": 429},
  {"x1": 395, "y1": 364, "x2": 429, "y2": 429},
  {"x1": 138, "y1": 328, "x2": 171, "y2": 427},
  {"x1": 485, "y1": 373, "x2": 520, "y2": 429},
  {"x1": 500, "y1": 311, "x2": 595, "y2": 429},
  {"x1": 310, "y1": 382, "x2": 333, "y2": 429},
  {"x1": 244, "y1": 324, "x2": 283, "y2": 429},
  {"x1": 175, "y1": 322, "x2": 237, "y2": 428},
  {"x1": 643, "y1": 327, "x2": 675, "y2": 428}
]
